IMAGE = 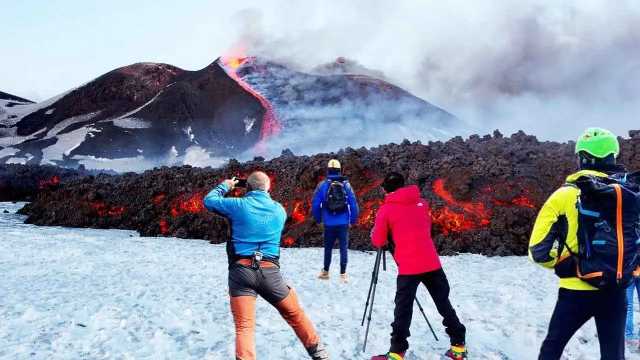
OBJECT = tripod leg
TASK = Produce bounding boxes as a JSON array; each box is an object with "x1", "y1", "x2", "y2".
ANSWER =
[
  {"x1": 361, "y1": 250, "x2": 381, "y2": 326},
  {"x1": 415, "y1": 298, "x2": 439, "y2": 341},
  {"x1": 382, "y1": 249, "x2": 386, "y2": 271},
  {"x1": 363, "y1": 249, "x2": 382, "y2": 352}
]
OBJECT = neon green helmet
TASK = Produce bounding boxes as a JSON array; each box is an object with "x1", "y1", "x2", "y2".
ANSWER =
[{"x1": 575, "y1": 127, "x2": 620, "y2": 159}]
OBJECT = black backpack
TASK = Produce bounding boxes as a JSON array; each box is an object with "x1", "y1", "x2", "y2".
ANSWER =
[
  {"x1": 567, "y1": 173, "x2": 640, "y2": 289},
  {"x1": 325, "y1": 180, "x2": 348, "y2": 213}
]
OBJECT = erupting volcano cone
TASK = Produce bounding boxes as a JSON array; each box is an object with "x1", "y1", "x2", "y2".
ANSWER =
[{"x1": 219, "y1": 56, "x2": 281, "y2": 153}]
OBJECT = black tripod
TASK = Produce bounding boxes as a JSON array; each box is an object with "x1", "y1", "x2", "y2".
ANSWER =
[{"x1": 361, "y1": 248, "x2": 439, "y2": 353}]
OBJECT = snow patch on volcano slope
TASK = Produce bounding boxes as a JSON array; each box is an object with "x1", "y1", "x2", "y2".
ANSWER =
[
  {"x1": 0, "y1": 202, "x2": 635, "y2": 359},
  {"x1": 0, "y1": 92, "x2": 69, "y2": 127},
  {"x1": 112, "y1": 117, "x2": 152, "y2": 129},
  {"x1": 41, "y1": 126, "x2": 98, "y2": 164},
  {"x1": 0, "y1": 127, "x2": 47, "y2": 147},
  {"x1": 0, "y1": 147, "x2": 20, "y2": 158},
  {"x1": 45, "y1": 112, "x2": 100, "y2": 137},
  {"x1": 5, "y1": 154, "x2": 33, "y2": 164},
  {"x1": 116, "y1": 85, "x2": 171, "y2": 121}
]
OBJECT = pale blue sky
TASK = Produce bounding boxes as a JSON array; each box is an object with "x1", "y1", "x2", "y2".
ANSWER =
[
  {"x1": 1, "y1": 0, "x2": 259, "y2": 101},
  {"x1": 2, "y1": 1, "x2": 638, "y2": 140}
]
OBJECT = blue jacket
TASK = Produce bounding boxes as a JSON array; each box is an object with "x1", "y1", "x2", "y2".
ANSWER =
[
  {"x1": 311, "y1": 175, "x2": 359, "y2": 226},
  {"x1": 203, "y1": 183, "x2": 286, "y2": 258}
]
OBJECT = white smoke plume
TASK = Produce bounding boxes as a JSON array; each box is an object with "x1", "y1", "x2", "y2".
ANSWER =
[{"x1": 226, "y1": 0, "x2": 640, "y2": 142}]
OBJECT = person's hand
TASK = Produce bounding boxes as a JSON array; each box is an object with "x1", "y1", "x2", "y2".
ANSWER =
[{"x1": 223, "y1": 178, "x2": 239, "y2": 189}]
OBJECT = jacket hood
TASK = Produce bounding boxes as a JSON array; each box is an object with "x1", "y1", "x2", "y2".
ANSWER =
[{"x1": 385, "y1": 185, "x2": 421, "y2": 204}]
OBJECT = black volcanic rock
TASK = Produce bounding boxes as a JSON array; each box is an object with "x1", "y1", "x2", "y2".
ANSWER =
[
  {"x1": 16, "y1": 63, "x2": 184, "y2": 136},
  {"x1": 19, "y1": 130, "x2": 640, "y2": 256},
  {"x1": 0, "y1": 164, "x2": 105, "y2": 202},
  {"x1": 73, "y1": 60, "x2": 264, "y2": 159}
]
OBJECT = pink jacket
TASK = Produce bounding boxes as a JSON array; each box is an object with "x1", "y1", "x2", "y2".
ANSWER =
[{"x1": 371, "y1": 185, "x2": 442, "y2": 275}]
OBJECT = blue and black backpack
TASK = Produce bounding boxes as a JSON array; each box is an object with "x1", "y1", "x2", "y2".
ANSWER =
[
  {"x1": 325, "y1": 179, "x2": 348, "y2": 214},
  {"x1": 566, "y1": 173, "x2": 640, "y2": 289}
]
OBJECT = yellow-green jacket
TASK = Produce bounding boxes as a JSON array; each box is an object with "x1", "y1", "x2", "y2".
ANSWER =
[{"x1": 528, "y1": 169, "x2": 610, "y2": 291}]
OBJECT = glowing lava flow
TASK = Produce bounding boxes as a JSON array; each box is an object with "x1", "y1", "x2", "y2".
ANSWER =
[
  {"x1": 290, "y1": 200, "x2": 307, "y2": 224},
  {"x1": 431, "y1": 178, "x2": 538, "y2": 235},
  {"x1": 358, "y1": 199, "x2": 384, "y2": 226},
  {"x1": 89, "y1": 201, "x2": 126, "y2": 217},
  {"x1": 283, "y1": 236, "x2": 296, "y2": 247},
  {"x1": 431, "y1": 178, "x2": 491, "y2": 235},
  {"x1": 356, "y1": 179, "x2": 384, "y2": 226},
  {"x1": 219, "y1": 56, "x2": 281, "y2": 146},
  {"x1": 39, "y1": 176, "x2": 60, "y2": 189},
  {"x1": 170, "y1": 192, "x2": 206, "y2": 218}
]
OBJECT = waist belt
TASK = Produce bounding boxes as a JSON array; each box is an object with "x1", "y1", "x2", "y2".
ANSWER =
[
  {"x1": 234, "y1": 254, "x2": 280, "y2": 267},
  {"x1": 235, "y1": 259, "x2": 278, "y2": 268}
]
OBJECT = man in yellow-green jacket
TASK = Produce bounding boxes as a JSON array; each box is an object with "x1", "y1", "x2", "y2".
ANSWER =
[{"x1": 529, "y1": 128, "x2": 627, "y2": 359}]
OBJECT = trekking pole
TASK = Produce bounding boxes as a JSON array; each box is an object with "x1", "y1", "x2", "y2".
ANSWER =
[
  {"x1": 361, "y1": 249, "x2": 382, "y2": 326},
  {"x1": 415, "y1": 298, "x2": 439, "y2": 341},
  {"x1": 363, "y1": 248, "x2": 383, "y2": 352}
]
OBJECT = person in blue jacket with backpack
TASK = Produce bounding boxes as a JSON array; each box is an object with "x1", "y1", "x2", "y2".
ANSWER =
[{"x1": 312, "y1": 159, "x2": 359, "y2": 283}]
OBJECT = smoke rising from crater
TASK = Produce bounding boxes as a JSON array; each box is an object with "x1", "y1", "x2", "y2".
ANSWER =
[{"x1": 228, "y1": 0, "x2": 640, "y2": 142}]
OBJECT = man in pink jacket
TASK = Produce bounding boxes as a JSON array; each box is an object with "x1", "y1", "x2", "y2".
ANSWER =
[{"x1": 370, "y1": 172, "x2": 467, "y2": 360}]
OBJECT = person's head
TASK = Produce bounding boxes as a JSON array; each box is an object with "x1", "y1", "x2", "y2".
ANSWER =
[
  {"x1": 327, "y1": 159, "x2": 341, "y2": 176},
  {"x1": 247, "y1": 171, "x2": 271, "y2": 192},
  {"x1": 575, "y1": 127, "x2": 620, "y2": 171},
  {"x1": 382, "y1": 172, "x2": 405, "y2": 193}
]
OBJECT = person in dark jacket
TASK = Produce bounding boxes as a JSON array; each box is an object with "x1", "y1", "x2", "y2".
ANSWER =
[
  {"x1": 312, "y1": 159, "x2": 359, "y2": 282},
  {"x1": 204, "y1": 171, "x2": 329, "y2": 360},
  {"x1": 370, "y1": 172, "x2": 467, "y2": 360}
]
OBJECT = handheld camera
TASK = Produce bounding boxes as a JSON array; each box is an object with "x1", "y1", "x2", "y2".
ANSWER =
[{"x1": 233, "y1": 177, "x2": 248, "y2": 188}]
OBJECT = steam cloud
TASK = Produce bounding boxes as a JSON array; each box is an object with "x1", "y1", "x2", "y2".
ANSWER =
[{"x1": 227, "y1": 0, "x2": 640, "y2": 142}]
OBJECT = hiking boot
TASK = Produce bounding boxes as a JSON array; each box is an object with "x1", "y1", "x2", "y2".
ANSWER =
[
  {"x1": 444, "y1": 345, "x2": 467, "y2": 359},
  {"x1": 307, "y1": 343, "x2": 329, "y2": 360},
  {"x1": 370, "y1": 352, "x2": 404, "y2": 360},
  {"x1": 340, "y1": 273, "x2": 349, "y2": 283},
  {"x1": 318, "y1": 270, "x2": 329, "y2": 280}
]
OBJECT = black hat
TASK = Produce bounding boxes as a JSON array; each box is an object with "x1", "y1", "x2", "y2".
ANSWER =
[{"x1": 382, "y1": 172, "x2": 405, "y2": 193}]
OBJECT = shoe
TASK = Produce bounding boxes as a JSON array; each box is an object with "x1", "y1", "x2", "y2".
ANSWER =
[
  {"x1": 444, "y1": 345, "x2": 467, "y2": 359},
  {"x1": 318, "y1": 270, "x2": 329, "y2": 280},
  {"x1": 370, "y1": 352, "x2": 404, "y2": 360},
  {"x1": 340, "y1": 273, "x2": 349, "y2": 283}
]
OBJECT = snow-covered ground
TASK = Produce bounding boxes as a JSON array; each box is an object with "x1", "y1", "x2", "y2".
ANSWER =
[{"x1": 0, "y1": 202, "x2": 635, "y2": 359}]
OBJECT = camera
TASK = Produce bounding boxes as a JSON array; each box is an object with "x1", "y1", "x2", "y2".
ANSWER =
[{"x1": 233, "y1": 177, "x2": 248, "y2": 188}]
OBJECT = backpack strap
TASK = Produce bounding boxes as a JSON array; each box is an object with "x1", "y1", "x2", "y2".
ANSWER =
[{"x1": 556, "y1": 183, "x2": 579, "y2": 261}]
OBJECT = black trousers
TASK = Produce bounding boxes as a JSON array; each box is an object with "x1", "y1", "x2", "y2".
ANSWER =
[
  {"x1": 390, "y1": 268, "x2": 466, "y2": 353},
  {"x1": 539, "y1": 288, "x2": 627, "y2": 360}
]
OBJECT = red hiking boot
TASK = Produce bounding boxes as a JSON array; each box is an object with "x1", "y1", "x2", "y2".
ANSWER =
[{"x1": 370, "y1": 352, "x2": 404, "y2": 360}]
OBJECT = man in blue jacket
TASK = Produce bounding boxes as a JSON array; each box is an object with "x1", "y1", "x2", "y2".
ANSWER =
[
  {"x1": 312, "y1": 159, "x2": 359, "y2": 282},
  {"x1": 204, "y1": 171, "x2": 329, "y2": 360}
]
